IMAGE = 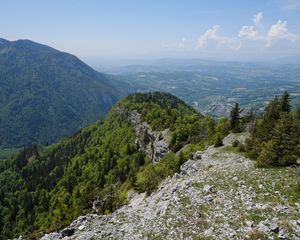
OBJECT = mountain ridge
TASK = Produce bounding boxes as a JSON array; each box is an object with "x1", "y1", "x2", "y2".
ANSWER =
[{"x1": 0, "y1": 38, "x2": 127, "y2": 147}]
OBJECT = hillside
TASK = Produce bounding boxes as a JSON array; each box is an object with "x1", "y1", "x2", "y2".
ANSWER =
[
  {"x1": 0, "y1": 38, "x2": 127, "y2": 147},
  {"x1": 0, "y1": 92, "x2": 220, "y2": 239},
  {"x1": 42, "y1": 133, "x2": 300, "y2": 240}
]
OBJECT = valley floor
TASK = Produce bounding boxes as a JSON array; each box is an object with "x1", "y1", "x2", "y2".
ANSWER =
[{"x1": 42, "y1": 133, "x2": 300, "y2": 240}]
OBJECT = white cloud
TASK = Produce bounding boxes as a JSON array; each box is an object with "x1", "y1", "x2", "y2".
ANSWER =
[
  {"x1": 197, "y1": 25, "x2": 238, "y2": 49},
  {"x1": 238, "y1": 26, "x2": 259, "y2": 39},
  {"x1": 253, "y1": 12, "x2": 263, "y2": 26},
  {"x1": 185, "y1": 12, "x2": 300, "y2": 56},
  {"x1": 198, "y1": 25, "x2": 219, "y2": 48},
  {"x1": 267, "y1": 20, "x2": 299, "y2": 46}
]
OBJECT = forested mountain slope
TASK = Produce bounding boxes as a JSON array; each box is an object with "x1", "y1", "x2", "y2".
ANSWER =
[
  {"x1": 0, "y1": 92, "x2": 222, "y2": 239},
  {"x1": 0, "y1": 38, "x2": 126, "y2": 147}
]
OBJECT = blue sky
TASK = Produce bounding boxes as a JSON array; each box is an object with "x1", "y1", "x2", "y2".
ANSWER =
[{"x1": 1, "y1": 0, "x2": 300, "y2": 61}]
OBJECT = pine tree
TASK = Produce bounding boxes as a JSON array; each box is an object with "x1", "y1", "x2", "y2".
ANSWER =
[
  {"x1": 280, "y1": 90, "x2": 291, "y2": 112},
  {"x1": 229, "y1": 103, "x2": 242, "y2": 132},
  {"x1": 256, "y1": 96, "x2": 281, "y2": 142},
  {"x1": 257, "y1": 113, "x2": 298, "y2": 166},
  {"x1": 296, "y1": 102, "x2": 300, "y2": 120}
]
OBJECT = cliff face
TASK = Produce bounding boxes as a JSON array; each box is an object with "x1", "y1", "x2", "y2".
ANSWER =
[
  {"x1": 41, "y1": 133, "x2": 300, "y2": 240},
  {"x1": 128, "y1": 110, "x2": 171, "y2": 163}
]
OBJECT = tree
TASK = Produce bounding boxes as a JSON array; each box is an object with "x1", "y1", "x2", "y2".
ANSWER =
[
  {"x1": 257, "y1": 113, "x2": 298, "y2": 167},
  {"x1": 229, "y1": 103, "x2": 242, "y2": 132},
  {"x1": 296, "y1": 102, "x2": 300, "y2": 120},
  {"x1": 255, "y1": 96, "x2": 281, "y2": 142},
  {"x1": 280, "y1": 90, "x2": 291, "y2": 112}
]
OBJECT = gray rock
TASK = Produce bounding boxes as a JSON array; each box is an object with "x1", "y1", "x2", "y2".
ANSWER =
[
  {"x1": 258, "y1": 222, "x2": 269, "y2": 233},
  {"x1": 193, "y1": 151, "x2": 202, "y2": 160},
  {"x1": 128, "y1": 110, "x2": 170, "y2": 162},
  {"x1": 61, "y1": 228, "x2": 75, "y2": 237},
  {"x1": 270, "y1": 222, "x2": 279, "y2": 233},
  {"x1": 203, "y1": 184, "x2": 214, "y2": 194},
  {"x1": 278, "y1": 229, "x2": 288, "y2": 239},
  {"x1": 78, "y1": 225, "x2": 86, "y2": 231},
  {"x1": 233, "y1": 176, "x2": 238, "y2": 181},
  {"x1": 204, "y1": 195, "x2": 214, "y2": 203},
  {"x1": 40, "y1": 233, "x2": 61, "y2": 240},
  {"x1": 245, "y1": 220, "x2": 254, "y2": 227}
]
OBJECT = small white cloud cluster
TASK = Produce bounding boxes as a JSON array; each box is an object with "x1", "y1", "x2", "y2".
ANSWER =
[
  {"x1": 196, "y1": 12, "x2": 299, "y2": 51},
  {"x1": 198, "y1": 25, "x2": 240, "y2": 50}
]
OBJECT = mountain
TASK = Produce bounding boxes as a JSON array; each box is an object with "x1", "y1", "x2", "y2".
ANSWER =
[
  {"x1": 0, "y1": 92, "x2": 220, "y2": 239},
  {"x1": 0, "y1": 38, "x2": 127, "y2": 147},
  {"x1": 0, "y1": 92, "x2": 299, "y2": 239}
]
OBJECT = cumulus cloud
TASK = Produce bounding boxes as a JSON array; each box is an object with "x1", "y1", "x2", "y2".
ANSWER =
[
  {"x1": 197, "y1": 25, "x2": 238, "y2": 49},
  {"x1": 238, "y1": 26, "x2": 259, "y2": 39},
  {"x1": 267, "y1": 20, "x2": 299, "y2": 46},
  {"x1": 253, "y1": 12, "x2": 263, "y2": 26},
  {"x1": 192, "y1": 12, "x2": 300, "y2": 54},
  {"x1": 198, "y1": 25, "x2": 220, "y2": 48}
]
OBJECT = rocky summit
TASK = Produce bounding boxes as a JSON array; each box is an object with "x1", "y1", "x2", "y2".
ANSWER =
[{"x1": 41, "y1": 133, "x2": 300, "y2": 240}]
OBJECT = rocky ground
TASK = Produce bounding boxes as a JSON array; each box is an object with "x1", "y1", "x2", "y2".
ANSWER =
[{"x1": 41, "y1": 133, "x2": 300, "y2": 240}]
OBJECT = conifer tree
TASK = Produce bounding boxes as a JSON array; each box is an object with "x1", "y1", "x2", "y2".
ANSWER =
[
  {"x1": 257, "y1": 113, "x2": 297, "y2": 166},
  {"x1": 229, "y1": 103, "x2": 242, "y2": 132},
  {"x1": 280, "y1": 90, "x2": 291, "y2": 112},
  {"x1": 296, "y1": 102, "x2": 300, "y2": 120}
]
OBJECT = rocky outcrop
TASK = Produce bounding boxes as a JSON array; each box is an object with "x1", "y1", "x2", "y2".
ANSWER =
[
  {"x1": 41, "y1": 133, "x2": 300, "y2": 240},
  {"x1": 128, "y1": 110, "x2": 171, "y2": 162}
]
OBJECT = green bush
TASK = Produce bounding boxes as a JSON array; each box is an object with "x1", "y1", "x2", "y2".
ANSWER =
[
  {"x1": 214, "y1": 135, "x2": 224, "y2": 148},
  {"x1": 237, "y1": 143, "x2": 246, "y2": 152},
  {"x1": 232, "y1": 140, "x2": 239, "y2": 147}
]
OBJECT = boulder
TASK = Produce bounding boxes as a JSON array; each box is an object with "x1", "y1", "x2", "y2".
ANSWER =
[
  {"x1": 203, "y1": 185, "x2": 214, "y2": 194},
  {"x1": 193, "y1": 151, "x2": 202, "y2": 160},
  {"x1": 61, "y1": 228, "x2": 75, "y2": 237}
]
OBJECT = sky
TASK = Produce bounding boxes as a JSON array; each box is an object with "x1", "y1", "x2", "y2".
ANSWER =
[{"x1": 1, "y1": 0, "x2": 300, "y2": 62}]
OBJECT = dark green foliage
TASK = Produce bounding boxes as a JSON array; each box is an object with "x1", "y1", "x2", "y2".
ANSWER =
[
  {"x1": 232, "y1": 140, "x2": 239, "y2": 148},
  {"x1": 280, "y1": 90, "x2": 291, "y2": 112},
  {"x1": 246, "y1": 91, "x2": 300, "y2": 167},
  {"x1": 296, "y1": 103, "x2": 300, "y2": 120},
  {"x1": 0, "y1": 38, "x2": 127, "y2": 147},
  {"x1": 257, "y1": 113, "x2": 298, "y2": 167},
  {"x1": 229, "y1": 103, "x2": 243, "y2": 132},
  {"x1": 214, "y1": 135, "x2": 224, "y2": 147},
  {"x1": 136, "y1": 153, "x2": 181, "y2": 195},
  {"x1": 297, "y1": 180, "x2": 300, "y2": 193},
  {"x1": 0, "y1": 92, "x2": 222, "y2": 239}
]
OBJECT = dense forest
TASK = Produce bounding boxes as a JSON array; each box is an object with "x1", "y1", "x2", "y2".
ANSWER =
[
  {"x1": 0, "y1": 91, "x2": 299, "y2": 239},
  {"x1": 0, "y1": 38, "x2": 128, "y2": 147}
]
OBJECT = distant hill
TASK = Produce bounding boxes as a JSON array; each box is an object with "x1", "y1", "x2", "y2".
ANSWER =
[{"x1": 0, "y1": 38, "x2": 127, "y2": 147}]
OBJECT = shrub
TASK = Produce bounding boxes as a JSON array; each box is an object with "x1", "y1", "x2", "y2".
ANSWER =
[
  {"x1": 232, "y1": 140, "x2": 239, "y2": 148},
  {"x1": 237, "y1": 143, "x2": 246, "y2": 152},
  {"x1": 214, "y1": 135, "x2": 224, "y2": 148}
]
